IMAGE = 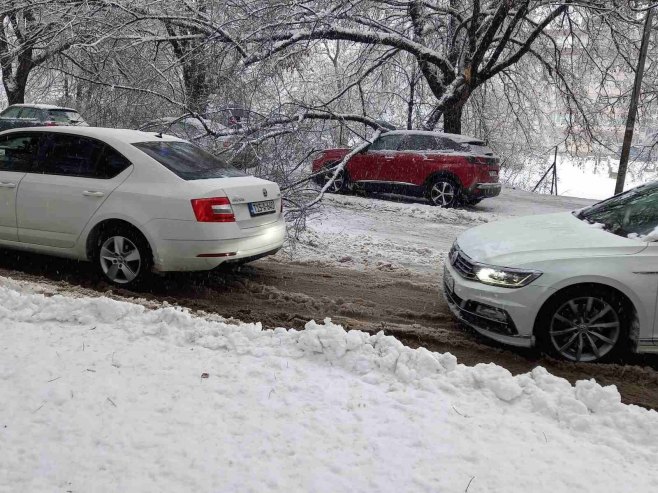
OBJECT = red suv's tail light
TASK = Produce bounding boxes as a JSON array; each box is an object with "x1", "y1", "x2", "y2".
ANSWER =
[{"x1": 191, "y1": 197, "x2": 235, "y2": 222}]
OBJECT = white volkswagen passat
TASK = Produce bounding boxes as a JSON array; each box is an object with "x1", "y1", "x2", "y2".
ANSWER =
[
  {"x1": 0, "y1": 127, "x2": 285, "y2": 287},
  {"x1": 444, "y1": 182, "x2": 658, "y2": 362}
]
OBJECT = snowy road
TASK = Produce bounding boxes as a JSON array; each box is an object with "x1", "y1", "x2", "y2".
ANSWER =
[{"x1": 2, "y1": 188, "x2": 658, "y2": 412}]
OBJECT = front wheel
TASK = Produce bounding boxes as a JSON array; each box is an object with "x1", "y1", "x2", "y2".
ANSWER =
[
  {"x1": 536, "y1": 287, "x2": 630, "y2": 362},
  {"x1": 321, "y1": 163, "x2": 349, "y2": 194},
  {"x1": 426, "y1": 178, "x2": 459, "y2": 207},
  {"x1": 94, "y1": 225, "x2": 152, "y2": 288}
]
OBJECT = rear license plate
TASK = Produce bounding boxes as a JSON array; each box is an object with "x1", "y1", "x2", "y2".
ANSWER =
[
  {"x1": 249, "y1": 200, "x2": 276, "y2": 216},
  {"x1": 489, "y1": 170, "x2": 498, "y2": 177},
  {"x1": 444, "y1": 266, "x2": 455, "y2": 294}
]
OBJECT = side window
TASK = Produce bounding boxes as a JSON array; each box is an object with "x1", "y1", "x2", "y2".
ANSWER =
[
  {"x1": 435, "y1": 137, "x2": 469, "y2": 152},
  {"x1": 0, "y1": 106, "x2": 23, "y2": 119},
  {"x1": 99, "y1": 146, "x2": 132, "y2": 179},
  {"x1": 0, "y1": 133, "x2": 39, "y2": 172},
  {"x1": 369, "y1": 134, "x2": 404, "y2": 151},
  {"x1": 18, "y1": 108, "x2": 40, "y2": 120},
  {"x1": 404, "y1": 135, "x2": 438, "y2": 151}
]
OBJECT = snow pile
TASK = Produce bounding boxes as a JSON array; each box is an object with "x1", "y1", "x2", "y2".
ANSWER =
[{"x1": 2, "y1": 278, "x2": 657, "y2": 492}]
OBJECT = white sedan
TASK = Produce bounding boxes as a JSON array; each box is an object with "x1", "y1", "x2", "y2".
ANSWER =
[
  {"x1": 444, "y1": 182, "x2": 658, "y2": 362},
  {"x1": 0, "y1": 127, "x2": 285, "y2": 287}
]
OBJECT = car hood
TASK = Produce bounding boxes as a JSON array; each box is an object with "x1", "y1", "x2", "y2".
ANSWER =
[{"x1": 457, "y1": 212, "x2": 647, "y2": 267}]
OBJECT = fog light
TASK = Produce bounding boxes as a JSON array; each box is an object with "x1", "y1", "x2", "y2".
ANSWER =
[{"x1": 474, "y1": 303, "x2": 508, "y2": 323}]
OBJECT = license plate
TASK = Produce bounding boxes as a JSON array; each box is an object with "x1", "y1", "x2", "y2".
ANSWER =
[
  {"x1": 489, "y1": 170, "x2": 498, "y2": 177},
  {"x1": 248, "y1": 200, "x2": 276, "y2": 216},
  {"x1": 444, "y1": 266, "x2": 455, "y2": 293}
]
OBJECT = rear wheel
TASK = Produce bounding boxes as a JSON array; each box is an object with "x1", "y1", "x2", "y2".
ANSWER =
[
  {"x1": 94, "y1": 225, "x2": 152, "y2": 288},
  {"x1": 426, "y1": 177, "x2": 459, "y2": 207},
  {"x1": 536, "y1": 286, "x2": 630, "y2": 362}
]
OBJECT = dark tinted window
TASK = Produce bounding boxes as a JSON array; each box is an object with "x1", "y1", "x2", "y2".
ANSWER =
[
  {"x1": 46, "y1": 109, "x2": 86, "y2": 125},
  {"x1": 19, "y1": 108, "x2": 40, "y2": 120},
  {"x1": 369, "y1": 134, "x2": 405, "y2": 151},
  {"x1": 38, "y1": 134, "x2": 131, "y2": 179},
  {"x1": 577, "y1": 183, "x2": 658, "y2": 237},
  {"x1": 404, "y1": 135, "x2": 439, "y2": 150},
  {"x1": 0, "y1": 106, "x2": 22, "y2": 119},
  {"x1": 133, "y1": 141, "x2": 245, "y2": 180},
  {"x1": 0, "y1": 133, "x2": 39, "y2": 171},
  {"x1": 435, "y1": 137, "x2": 469, "y2": 152}
]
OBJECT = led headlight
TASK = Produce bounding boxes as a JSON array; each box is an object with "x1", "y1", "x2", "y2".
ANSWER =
[{"x1": 474, "y1": 265, "x2": 542, "y2": 288}]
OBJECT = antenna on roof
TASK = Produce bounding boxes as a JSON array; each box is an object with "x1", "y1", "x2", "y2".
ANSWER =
[{"x1": 155, "y1": 131, "x2": 163, "y2": 138}]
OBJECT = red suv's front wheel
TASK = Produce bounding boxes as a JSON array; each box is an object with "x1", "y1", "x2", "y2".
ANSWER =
[{"x1": 427, "y1": 177, "x2": 459, "y2": 207}]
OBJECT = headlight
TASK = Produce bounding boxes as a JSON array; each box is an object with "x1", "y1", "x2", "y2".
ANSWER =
[{"x1": 474, "y1": 265, "x2": 542, "y2": 288}]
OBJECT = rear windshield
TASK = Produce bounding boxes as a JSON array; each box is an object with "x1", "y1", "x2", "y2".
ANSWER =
[
  {"x1": 133, "y1": 141, "x2": 246, "y2": 180},
  {"x1": 47, "y1": 109, "x2": 86, "y2": 124}
]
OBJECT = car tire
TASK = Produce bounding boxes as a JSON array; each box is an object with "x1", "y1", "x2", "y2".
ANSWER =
[
  {"x1": 93, "y1": 224, "x2": 152, "y2": 289},
  {"x1": 321, "y1": 163, "x2": 350, "y2": 194},
  {"x1": 426, "y1": 177, "x2": 460, "y2": 207},
  {"x1": 536, "y1": 286, "x2": 631, "y2": 363}
]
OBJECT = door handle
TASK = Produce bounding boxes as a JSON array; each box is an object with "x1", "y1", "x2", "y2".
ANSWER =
[
  {"x1": 0, "y1": 182, "x2": 16, "y2": 188},
  {"x1": 83, "y1": 190, "x2": 105, "y2": 197}
]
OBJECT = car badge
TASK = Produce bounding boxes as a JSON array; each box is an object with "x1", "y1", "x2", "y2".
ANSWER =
[{"x1": 263, "y1": 188, "x2": 268, "y2": 198}]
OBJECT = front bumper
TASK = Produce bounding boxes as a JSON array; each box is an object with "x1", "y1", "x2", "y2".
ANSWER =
[{"x1": 442, "y1": 262, "x2": 548, "y2": 348}]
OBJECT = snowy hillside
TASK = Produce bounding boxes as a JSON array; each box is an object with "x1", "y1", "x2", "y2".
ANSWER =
[
  {"x1": 1, "y1": 277, "x2": 657, "y2": 492},
  {"x1": 290, "y1": 187, "x2": 593, "y2": 273}
]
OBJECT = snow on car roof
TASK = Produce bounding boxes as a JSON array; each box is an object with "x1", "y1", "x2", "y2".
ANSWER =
[
  {"x1": 9, "y1": 103, "x2": 78, "y2": 111},
  {"x1": 383, "y1": 129, "x2": 486, "y2": 144},
  {"x1": 0, "y1": 126, "x2": 185, "y2": 144}
]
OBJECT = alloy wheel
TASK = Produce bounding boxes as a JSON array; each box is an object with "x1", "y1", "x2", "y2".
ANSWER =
[
  {"x1": 324, "y1": 168, "x2": 345, "y2": 193},
  {"x1": 549, "y1": 296, "x2": 621, "y2": 362},
  {"x1": 99, "y1": 235, "x2": 142, "y2": 284},
  {"x1": 430, "y1": 181, "x2": 456, "y2": 207}
]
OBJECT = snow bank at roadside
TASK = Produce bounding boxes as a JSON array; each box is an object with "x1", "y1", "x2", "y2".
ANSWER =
[{"x1": 2, "y1": 277, "x2": 657, "y2": 492}]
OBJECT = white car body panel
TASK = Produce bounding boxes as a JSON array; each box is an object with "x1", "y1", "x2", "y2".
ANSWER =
[
  {"x1": 0, "y1": 126, "x2": 285, "y2": 272},
  {"x1": 445, "y1": 212, "x2": 658, "y2": 353},
  {"x1": 0, "y1": 170, "x2": 26, "y2": 241}
]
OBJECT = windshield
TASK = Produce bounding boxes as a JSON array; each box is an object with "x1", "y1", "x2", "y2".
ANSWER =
[
  {"x1": 576, "y1": 182, "x2": 658, "y2": 238},
  {"x1": 47, "y1": 109, "x2": 86, "y2": 125},
  {"x1": 133, "y1": 141, "x2": 246, "y2": 180}
]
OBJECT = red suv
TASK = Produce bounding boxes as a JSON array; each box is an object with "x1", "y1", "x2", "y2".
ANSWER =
[{"x1": 312, "y1": 131, "x2": 501, "y2": 207}]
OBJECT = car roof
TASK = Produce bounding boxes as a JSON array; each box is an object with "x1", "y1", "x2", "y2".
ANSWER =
[
  {"x1": 383, "y1": 129, "x2": 485, "y2": 144},
  {"x1": 0, "y1": 126, "x2": 185, "y2": 144},
  {"x1": 8, "y1": 103, "x2": 78, "y2": 112}
]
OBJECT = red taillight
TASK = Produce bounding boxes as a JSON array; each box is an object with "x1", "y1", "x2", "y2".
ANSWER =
[
  {"x1": 45, "y1": 121, "x2": 57, "y2": 126},
  {"x1": 191, "y1": 197, "x2": 235, "y2": 222}
]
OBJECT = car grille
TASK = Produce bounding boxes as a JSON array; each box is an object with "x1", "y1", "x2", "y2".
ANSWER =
[{"x1": 449, "y1": 244, "x2": 477, "y2": 280}]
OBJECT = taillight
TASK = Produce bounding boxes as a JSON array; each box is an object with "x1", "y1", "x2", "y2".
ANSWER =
[
  {"x1": 45, "y1": 121, "x2": 57, "y2": 126},
  {"x1": 191, "y1": 197, "x2": 235, "y2": 222}
]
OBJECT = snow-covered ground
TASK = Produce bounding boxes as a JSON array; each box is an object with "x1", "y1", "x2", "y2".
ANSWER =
[
  {"x1": 2, "y1": 277, "x2": 657, "y2": 492},
  {"x1": 290, "y1": 187, "x2": 593, "y2": 273},
  {"x1": 506, "y1": 154, "x2": 658, "y2": 200}
]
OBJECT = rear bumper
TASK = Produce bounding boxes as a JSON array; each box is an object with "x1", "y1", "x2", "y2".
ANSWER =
[
  {"x1": 465, "y1": 182, "x2": 502, "y2": 199},
  {"x1": 148, "y1": 217, "x2": 286, "y2": 272}
]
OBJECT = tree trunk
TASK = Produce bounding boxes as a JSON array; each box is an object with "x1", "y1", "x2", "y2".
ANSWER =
[{"x1": 443, "y1": 105, "x2": 463, "y2": 134}]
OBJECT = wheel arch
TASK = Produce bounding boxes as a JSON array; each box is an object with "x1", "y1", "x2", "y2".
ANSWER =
[
  {"x1": 85, "y1": 218, "x2": 154, "y2": 262},
  {"x1": 423, "y1": 171, "x2": 463, "y2": 190},
  {"x1": 532, "y1": 281, "x2": 641, "y2": 348}
]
